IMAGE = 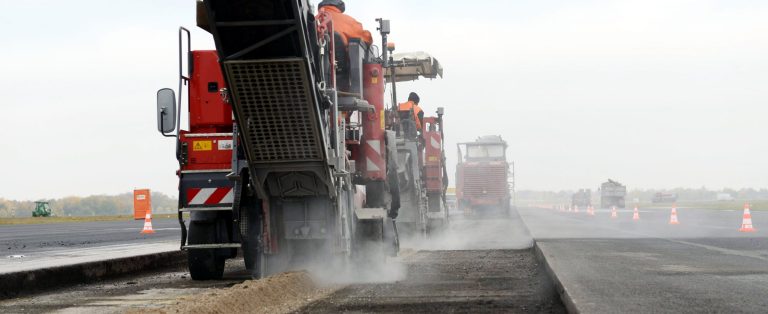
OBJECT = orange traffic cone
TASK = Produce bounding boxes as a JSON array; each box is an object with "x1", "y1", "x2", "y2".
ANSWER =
[
  {"x1": 141, "y1": 213, "x2": 155, "y2": 234},
  {"x1": 610, "y1": 206, "x2": 618, "y2": 218},
  {"x1": 740, "y1": 203, "x2": 756, "y2": 232},
  {"x1": 669, "y1": 205, "x2": 680, "y2": 225},
  {"x1": 588, "y1": 205, "x2": 595, "y2": 216},
  {"x1": 574, "y1": 205, "x2": 580, "y2": 214},
  {"x1": 633, "y1": 205, "x2": 640, "y2": 221}
]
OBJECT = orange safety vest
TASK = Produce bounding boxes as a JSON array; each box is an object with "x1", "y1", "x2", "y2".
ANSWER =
[
  {"x1": 398, "y1": 101, "x2": 423, "y2": 130},
  {"x1": 318, "y1": 6, "x2": 373, "y2": 46}
]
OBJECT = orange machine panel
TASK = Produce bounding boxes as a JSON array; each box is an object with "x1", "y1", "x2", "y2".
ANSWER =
[{"x1": 133, "y1": 189, "x2": 152, "y2": 220}]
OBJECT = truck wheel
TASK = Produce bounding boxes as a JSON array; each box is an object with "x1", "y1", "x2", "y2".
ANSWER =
[
  {"x1": 240, "y1": 205, "x2": 264, "y2": 279},
  {"x1": 188, "y1": 222, "x2": 225, "y2": 280}
]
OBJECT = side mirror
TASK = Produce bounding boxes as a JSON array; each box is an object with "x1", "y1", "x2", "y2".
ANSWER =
[{"x1": 156, "y1": 88, "x2": 177, "y2": 135}]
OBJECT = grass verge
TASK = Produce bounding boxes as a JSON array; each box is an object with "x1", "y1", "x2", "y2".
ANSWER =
[{"x1": 0, "y1": 214, "x2": 180, "y2": 225}]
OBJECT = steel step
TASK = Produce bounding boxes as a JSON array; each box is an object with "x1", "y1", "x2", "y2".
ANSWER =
[{"x1": 182, "y1": 244, "x2": 241, "y2": 250}]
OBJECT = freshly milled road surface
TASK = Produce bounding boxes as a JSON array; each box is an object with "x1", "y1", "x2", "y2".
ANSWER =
[
  {"x1": 298, "y1": 214, "x2": 565, "y2": 313},
  {"x1": 519, "y1": 206, "x2": 768, "y2": 313}
]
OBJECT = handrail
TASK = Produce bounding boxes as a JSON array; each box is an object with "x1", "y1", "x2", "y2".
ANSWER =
[{"x1": 177, "y1": 26, "x2": 191, "y2": 250}]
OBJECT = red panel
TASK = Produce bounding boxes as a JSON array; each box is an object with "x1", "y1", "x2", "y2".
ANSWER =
[
  {"x1": 180, "y1": 131, "x2": 233, "y2": 171},
  {"x1": 358, "y1": 63, "x2": 386, "y2": 180},
  {"x1": 458, "y1": 162, "x2": 509, "y2": 206},
  {"x1": 423, "y1": 118, "x2": 443, "y2": 193},
  {"x1": 189, "y1": 50, "x2": 232, "y2": 133},
  {"x1": 133, "y1": 189, "x2": 151, "y2": 220}
]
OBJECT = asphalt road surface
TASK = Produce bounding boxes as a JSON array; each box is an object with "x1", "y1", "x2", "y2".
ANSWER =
[
  {"x1": 0, "y1": 218, "x2": 180, "y2": 273},
  {"x1": 0, "y1": 213, "x2": 567, "y2": 313},
  {"x1": 519, "y1": 206, "x2": 768, "y2": 313},
  {"x1": 1, "y1": 218, "x2": 179, "y2": 254}
]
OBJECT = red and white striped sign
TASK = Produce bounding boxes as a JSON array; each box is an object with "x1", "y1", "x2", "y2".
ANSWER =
[{"x1": 187, "y1": 187, "x2": 234, "y2": 206}]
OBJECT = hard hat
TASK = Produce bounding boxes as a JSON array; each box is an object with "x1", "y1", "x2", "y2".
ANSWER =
[{"x1": 319, "y1": 0, "x2": 345, "y2": 12}]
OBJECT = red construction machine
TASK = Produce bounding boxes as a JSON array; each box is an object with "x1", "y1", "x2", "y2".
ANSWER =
[
  {"x1": 155, "y1": 0, "x2": 442, "y2": 280},
  {"x1": 392, "y1": 103, "x2": 449, "y2": 237},
  {"x1": 456, "y1": 135, "x2": 512, "y2": 217}
]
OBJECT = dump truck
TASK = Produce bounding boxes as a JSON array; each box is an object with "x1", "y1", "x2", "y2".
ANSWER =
[
  {"x1": 571, "y1": 189, "x2": 591, "y2": 208},
  {"x1": 600, "y1": 179, "x2": 626, "y2": 208},
  {"x1": 156, "y1": 0, "x2": 443, "y2": 280},
  {"x1": 456, "y1": 136, "x2": 511, "y2": 217}
]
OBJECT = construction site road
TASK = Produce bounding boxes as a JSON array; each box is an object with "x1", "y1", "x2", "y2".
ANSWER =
[
  {"x1": 518, "y1": 206, "x2": 768, "y2": 313},
  {"x1": 298, "y1": 249, "x2": 564, "y2": 313},
  {"x1": 0, "y1": 212, "x2": 567, "y2": 313},
  {"x1": 1, "y1": 218, "x2": 179, "y2": 274},
  {"x1": 297, "y1": 215, "x2": 564, "y2": 313}
]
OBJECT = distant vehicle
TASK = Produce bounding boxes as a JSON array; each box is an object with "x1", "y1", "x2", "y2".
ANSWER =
[
  {"x1": 572, "y1": 189, "x2": 592, "y2": 207},
  {"x1": 652, "y1": 192, "x2": 677, "y2": 203},
  {"x1": 600, "y1": 179, "x2": 626, "y2": 208},
  {"x1": 717, "y1": 193, "x2": 734, "y2": 201},
  {"x1": 32, "y1": 201, "x2": 52, "y2": 217},
  {"x1": 456, "y1": 135, "x2": 512, "y2": 217}
]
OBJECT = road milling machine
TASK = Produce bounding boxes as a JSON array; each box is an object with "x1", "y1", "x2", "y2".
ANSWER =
[
  {"x1": 155, "y1": 0, "x2": 443, "y2": 280},
  {"x1": 456, "y1": 136, "x2": 512, "y2": 217},
  {"x1": 394, "y1": 103, "x2": 449, "y2": 237},
  {"x1": 600, "y1": 179, "x2": 626, "y2": 208}
]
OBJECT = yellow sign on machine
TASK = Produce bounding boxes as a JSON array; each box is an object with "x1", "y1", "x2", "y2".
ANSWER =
[{"x1": 193, "y1": 140, "x2": 213, "y2": 151}]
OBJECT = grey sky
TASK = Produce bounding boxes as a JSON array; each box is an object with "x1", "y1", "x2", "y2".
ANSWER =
[{"x1": 2, "y1": 0, "x2": 767, "y2": 200}]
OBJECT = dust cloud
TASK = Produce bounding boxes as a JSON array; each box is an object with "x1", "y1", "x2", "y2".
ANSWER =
[
  {"x1": 403, "y1": 210, "x2": 534, "y2": 251},
  {"x1": 294, "y1": 208, "x2": 534, "y2": 287}
]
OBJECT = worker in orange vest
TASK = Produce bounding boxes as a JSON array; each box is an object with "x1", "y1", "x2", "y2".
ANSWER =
[
  {"x1": 318, "y1": 0, "x2": 373, "y2": 46},
  {"x1": 399, "y1": 92, "x2": 424, "y2": 130}
]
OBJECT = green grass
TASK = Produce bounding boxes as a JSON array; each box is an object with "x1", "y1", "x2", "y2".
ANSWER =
[{"x1": 0, "y1": 214, "x2": 180, "y2": 225}]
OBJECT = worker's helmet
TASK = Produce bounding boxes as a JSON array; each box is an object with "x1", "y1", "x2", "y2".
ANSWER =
[
  {"x1": 319, "y1": 0, "x2": 346, "y2": 12},
  {"x1": 408, "y1": 92, "x2": 420, "y2": 104}
]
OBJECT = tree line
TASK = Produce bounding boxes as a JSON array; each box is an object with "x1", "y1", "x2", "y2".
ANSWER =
[
  {"x1": 517, "y1": 187, "x2": 768, "y2": 203},
  {"x1": 0, "y1": 192, "x2": 178, "y2": 218}
]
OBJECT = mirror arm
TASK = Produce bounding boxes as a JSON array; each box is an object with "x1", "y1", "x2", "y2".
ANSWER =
[{"x1": 159, "y1": 108, "x2": 176, "y2": 138}]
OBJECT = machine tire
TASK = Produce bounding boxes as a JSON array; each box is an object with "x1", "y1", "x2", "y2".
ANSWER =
[{"x1": 188, "y1": 222, "x2": 225, "y2": 280}]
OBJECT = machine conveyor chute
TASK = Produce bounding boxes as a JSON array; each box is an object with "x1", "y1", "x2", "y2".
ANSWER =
[{"x1": 384, "y1": 51, "x2": 444, "y2": 82}]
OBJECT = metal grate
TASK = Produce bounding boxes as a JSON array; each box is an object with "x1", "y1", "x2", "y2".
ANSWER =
[
  {"x1": 224, "y1": 59, "x2": 323, "y2": 163},
  {"x1": 462, "y1": 164, "x2": 508, "y2": 198}
]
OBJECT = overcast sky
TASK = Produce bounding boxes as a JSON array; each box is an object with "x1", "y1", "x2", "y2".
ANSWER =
[{"x1": 2, "y1": 0, "x2": 768, "y2": 200}]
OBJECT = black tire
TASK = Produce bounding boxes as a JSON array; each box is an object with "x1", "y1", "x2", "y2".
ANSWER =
[
  {"x1": 188, "y1": 222, "x2": 225, "y2": 280},
  {"x1": 241, "y1": 204, "x2": 263, "y2": 279}
]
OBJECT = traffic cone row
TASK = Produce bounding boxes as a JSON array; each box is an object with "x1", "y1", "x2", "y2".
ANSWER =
[{"x1": 554, "y1": 202, "x2": 758, "y2": 233}]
